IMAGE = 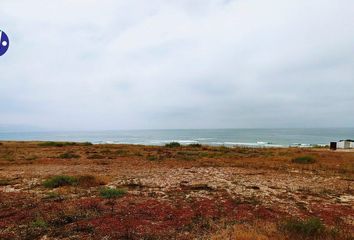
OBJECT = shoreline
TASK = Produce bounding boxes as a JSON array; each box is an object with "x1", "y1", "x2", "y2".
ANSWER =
[
  {"x1": 1, "y1": 128, "x2": 351, "y2": 149},
  {"x1": 0, "y1": 140, "x2": 330, "y2": 149}
]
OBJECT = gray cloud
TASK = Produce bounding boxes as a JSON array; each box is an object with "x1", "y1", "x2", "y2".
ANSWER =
[{"x1": 0, "y1": 0, "x2": 353, "y2": 130}]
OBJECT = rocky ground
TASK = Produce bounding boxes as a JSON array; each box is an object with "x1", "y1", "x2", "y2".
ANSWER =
[{"x1": 0, "y1": 142, "x2": 353, "y2": 239}]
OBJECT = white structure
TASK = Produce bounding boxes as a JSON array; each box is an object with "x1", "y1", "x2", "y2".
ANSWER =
[{"x1": 337, "y1": 140, "x2": 354, "y2": 149}]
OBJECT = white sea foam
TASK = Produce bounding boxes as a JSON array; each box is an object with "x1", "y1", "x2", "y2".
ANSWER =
[
  {"x1": 176, "y1": 140, "x2": 198, "y2": 144},
  {"x1": 93, "y1": 139, "x2": 311, "y2": 148},
  {"x1": 223, "y1": 141, "x2": 285, "y2": 148},
  {"x1": 150, "y1": 139, "x2": 198, "y2": 145}
]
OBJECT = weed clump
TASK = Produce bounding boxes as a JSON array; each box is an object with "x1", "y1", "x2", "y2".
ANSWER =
[
  {"x1": 165, "y1": 142, "x2": 181, "y2": 148},
  {"x1": 115, "y1": 149, "x2": 130, "y2": 156},
  {"x1": 280, "y1": 217, "x2": 325, "y2": 238},
  {"x1": 39, "y1": 141, "x2": 92, "y2": 147},
  {"x1": 147, "y1": 155, "x2": 158, "y2": 161},
  {"x1": 292, "y1": 156, "x2": 316, "y2": 164},
  {"x1": 39, "y1": 141, "x2": 77, "y2": 147},
  {"x1": 43, "y1": 192, "x2": 62, "y2": 200},
  {"x1": 31, "y1": 219, "x2": 48, "y2": 228},
  {"x1": 87, "y1": 154, "x2": 105, "y2": 159},
  {"x1": 77, "y1": 175, "x2": 106, "y2": 187},
  {"x1": 176, "y1": 151, "x2": 198, "y2": 161},
  {"x1": 25, "y1": 155, "x2": 38, "y2": 161},
  {"x1": 188, "y1": 143, "x2": 202, "y2": 148},
  {"x1": 43, "y1": 175, "x2": 104, "y2": 189},
  {"x1": 100, "y1": 187, "x2": 126, "y2": 199},
  {"x1": 0, "y1": 179, "x2": 11, "y2": 186},
  {"x1": 43, "y1": 175, "x2": 78, "y2": 188},
  {"x1": 100, "y1": 187, "x2": 127, "y2": 212},
  {"x1": 58, "y1": 152, "x2": 80, "y2": 159}
]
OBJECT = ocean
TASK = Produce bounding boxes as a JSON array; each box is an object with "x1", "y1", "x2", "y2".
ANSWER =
[{"x1": 0, "y1": 128, "x2": 353, "y2": 147}]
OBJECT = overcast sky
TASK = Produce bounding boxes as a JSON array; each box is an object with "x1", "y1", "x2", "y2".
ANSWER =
[{"x1": 0, "y1": 0, "x2": 353, "y2": 131}]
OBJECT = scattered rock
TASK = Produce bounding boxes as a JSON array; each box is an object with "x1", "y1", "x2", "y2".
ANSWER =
[{"x1": 338, "y1": 195, "x2": 354, "y2": 203}]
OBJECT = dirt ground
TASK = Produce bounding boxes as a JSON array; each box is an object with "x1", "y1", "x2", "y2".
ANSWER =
[{"x1": 0, "y1": 141, "x2": 353, "y2": 239}]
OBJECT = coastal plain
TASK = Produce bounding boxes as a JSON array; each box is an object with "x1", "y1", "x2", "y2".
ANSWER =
[{"x1": 0, "y1": 142, "x2": 353, "y2": 239}]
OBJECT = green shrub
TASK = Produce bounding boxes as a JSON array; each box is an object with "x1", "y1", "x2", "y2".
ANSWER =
[
  {"x1": 38, "y1": 141, "x2": 77, "y2": 147},
  {"x1": 218, "y1": 146, "x2": 231, "y2": 152},
  {"x1": 58, "y1": 152, "x2": 80, "y2": 159},
  {"x1": 87, "y1": 154, "x2": 105, "y2": 159},
  {"x1": 4, "y1": 153, "x2": 15, "y2": 162},
  {"x1": 312, "y1": 144, "x2": 328, "y2": 149},
  {"x1": 280, "y1": 217, "x2": 325, "y2": 238},
  {"x1": 176, "y1": 151, "x2": 198, "y2": 161},
  {"x1": 188, "y1": 143, "x2": 202, "y2": 148},
  {"x1": 43, "y1": 175, "x2": 78, "y2": 188},
  {"x1": 38, "y1": 141, "x2": 92, "y2": 147},
  {"x1": 292, "y1": 156, "x2": 316, "y2": 164},
  {"x1": 100, "y1": 187, "x2": 127, "y2": 212},
  {"x1": 165, "y1": 142, "x2": 181, "y2": 147},
  {"x1": 25, "y1": 155, "x2": 38, "y2": 161},
  {"x1": 43, "y1": 192, "x2": 62, "y2": 200},
  {"x1": 146, "y1": 155, "x2": 158, "y2": 161},
  {"x1": 31, "y1": 219, "x2": 48, "y2": 228},
  {"x1": 100, "y1": 187, "x2": 127, "y2": 199},
  {"x1": 0, "y1": 179, "x2": 11, "y2": 186},
  {"x1": 115, "y1": 149, "x2": 130, "y2": 156}
]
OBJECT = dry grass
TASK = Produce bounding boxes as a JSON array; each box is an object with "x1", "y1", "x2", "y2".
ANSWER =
[
  {"x1": 77, "y1": 175, "x2": 108, "y2": 187},
  {"x1": 210, "y1": 222, "x2": 278, "y2": 240},
  {"x1": 1, "y1": 142, "x2": 353, "y2": 174}
]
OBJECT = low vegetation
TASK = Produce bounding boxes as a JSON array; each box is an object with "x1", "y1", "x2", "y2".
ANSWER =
[
  {"x1": 279, "y1": 217, "x2": 325, "y2": 238},
  {"x1": 43, "y1": 175, "x2": 105, "y2": 189},
  {"x1": 38, "y1": 141, "x2": 92, "y2": 147},
  {"x1": 165, "y1": 142, "x2": 181, "y2": 147},
  {"x1": 176, "y1": 151, "x2": 198, "y2": 161},
  {"x1": 87, "y1": 153, "x2": 105, "y2": 159},
  {"x1": 43, "y1": 175, "x2": 78, "y2": 188},
  {"x1": 0, "y1": 179, "x2": 11, "y2": 186},
  {"x1": 39, "y1": 141, "x2": 78, "y2": 147},
  {"x1": 77, "y1": 175, "x2": 106, "y2": 187},
  {"x1": 43, "y1": 192, "x2": 62, "y2": 200},
  {"x1": 31, "y1": 218, "x2": 48, "y2": 228},
  {"x1": 58, "y1": 152, "x2": 80, "y2": 159},
  {"x1": 292, "y1": 155, "x2": 316, "y2": 164},
  {"x1": 188, "y1": 143, "x2": 202, "y2": 147},
  {"x1": 146, "y1": 155, "x2": 158, "y2": 161},
  {"x1": 100, "y1": 187, "x2": 127, "y2": 212},
  {"x1": 100, "y1": 187, "x2": 127, "y2": 199}
]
